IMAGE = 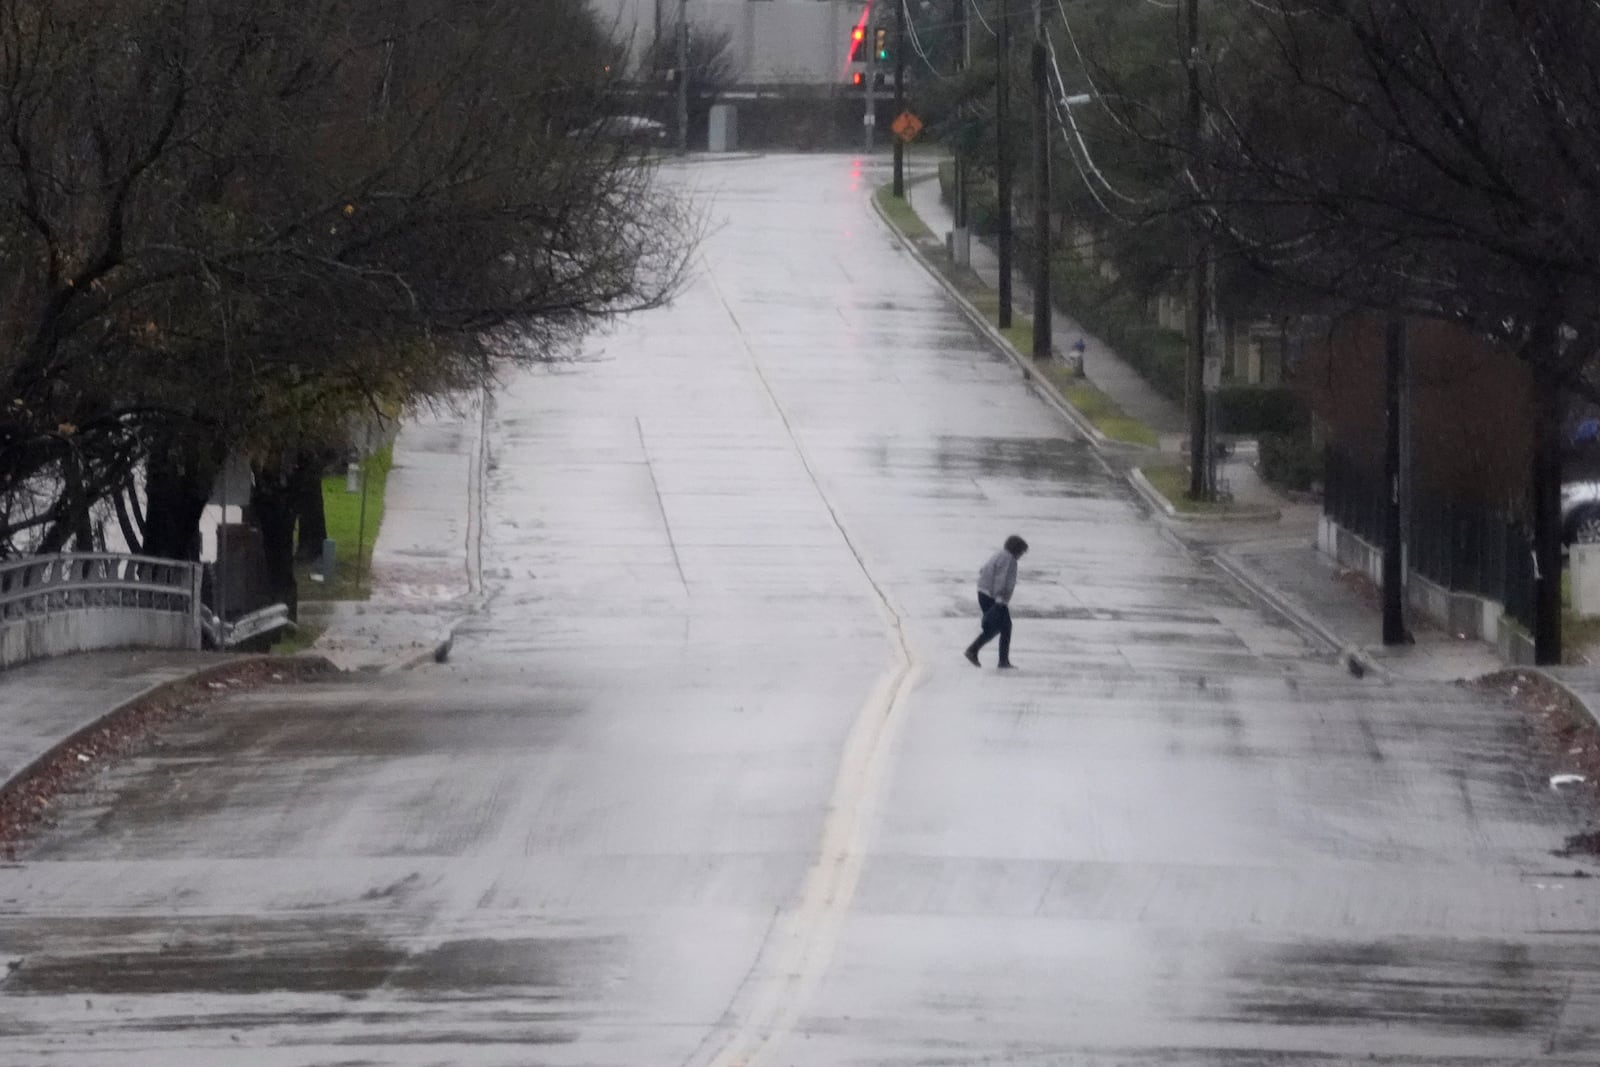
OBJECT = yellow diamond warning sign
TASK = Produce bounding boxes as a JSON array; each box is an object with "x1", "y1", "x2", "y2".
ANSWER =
[{"x1": 891, "y1": 111, "x2": 923, "y2": 143}]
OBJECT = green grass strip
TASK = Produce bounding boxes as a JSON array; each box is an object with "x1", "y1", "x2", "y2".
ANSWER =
[
  {"x1": 873, "y1": 185, "x2": 936, "y2": 242},
  {"x1": 270, "y1": 622, "x2": 327, "y2": 655},
  {"x1": 1049, "y1": 374, "x2": 1160, "y2": 447},
  {"x1": 874, "y1": 181, "x2": 1160, "y2": 449},
  {"x1": 300, "y1": 446, "x2": 393, "y2": 601},
  {"x1": 1140, "y1": 463, "x2": 1232, "y2": 514}
]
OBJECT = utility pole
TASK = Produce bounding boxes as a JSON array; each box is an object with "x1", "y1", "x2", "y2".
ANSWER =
[
  {"x1": 997, "y1": 0, "x2": 1013, "y2": 328},
  {"x1": 1532, "y1": 321, "x2": 1564, "y2": 665},
  {"x1": 676, "y1": 0, "x2": 689, "y2": 154},
  {"x1": 1382, "y1": 316, "x2": 1410, "y2": 645},
  {"x1": 1183, "y1": 0, "x2": 1208, "y2": 500},
  {"x1": 1030, "y1": 0, "x2": 1051, "y2": 360},
  {"x1": 892, "y1": 0, "x2": 907, "y2": 196},
  {"x1": 951, "y1": 0, "x2": 971, "y2": 266}
]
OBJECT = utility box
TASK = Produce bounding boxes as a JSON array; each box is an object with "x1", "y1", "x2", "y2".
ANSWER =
[
  {"x1": 206, "y1": 523, "x2": 272, "y2": 621},
  {"x1": 1573, "y1": 544, "x2": 1600, "y2": 617},
  {"x1": 948, "y1": 227, "x2": 971, "y2": 268},
  {"x1": 709, "y1": 104, "x2": 738, "y2": 152}
]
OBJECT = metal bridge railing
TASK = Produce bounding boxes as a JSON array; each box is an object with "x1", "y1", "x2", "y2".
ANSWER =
[{"x1": 0, "y1": 553, "x2": 203, "y2": 665}]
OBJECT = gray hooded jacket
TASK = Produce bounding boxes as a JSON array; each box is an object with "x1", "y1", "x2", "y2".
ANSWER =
[{"x1": 977, "y1": 549, "x2": 1018, "y2": 604}]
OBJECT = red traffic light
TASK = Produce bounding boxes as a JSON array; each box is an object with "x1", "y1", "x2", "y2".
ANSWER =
[
  {"x1": 852, "y1": 71, "x2": 864, "y2": 85},
  {"x1": 852, "y1": 27, "x2": 865, "y2": 43}
]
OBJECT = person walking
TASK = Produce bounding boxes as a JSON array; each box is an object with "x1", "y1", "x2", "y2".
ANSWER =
[{"x1": 964, "y1": 534, "x2": 1028, "y2": 669}]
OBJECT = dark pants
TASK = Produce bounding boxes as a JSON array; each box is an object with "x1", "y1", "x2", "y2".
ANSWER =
[{"x1": 969, "y1": 592, "x2": 1012, "y2": 664}]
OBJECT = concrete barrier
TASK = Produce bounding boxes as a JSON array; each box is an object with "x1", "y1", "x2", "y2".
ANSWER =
[
  {"x1": 0, "y1": 553, "x2": 202, "y2": 669},
  {"x1": 1315, "y1": 514, "x2": 1534, "y2": 662}
]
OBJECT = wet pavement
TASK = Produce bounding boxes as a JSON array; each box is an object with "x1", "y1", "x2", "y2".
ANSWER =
[
  {"x1": 0, "y1": 651, "x2": 240, "y2": 784},
  {"x1": 305, "y1": 395, "x2": 486, "y2": 672},
  {"x1": 1, "y1": 155, "x2": 1598, "y2": 1064},
  {"x1": 1218, "y1": 532, "x2": 1508, "y2": 684},
  {"x1": 905, "y1": 173, "x2": 1188, "y2": 440}
]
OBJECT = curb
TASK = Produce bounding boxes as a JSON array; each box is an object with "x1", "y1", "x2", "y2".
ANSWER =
[
  {"x1": 1129, "y1": 467, "x2": 1179, "y2": 518},
  {"x1": 673, "y1": 151, "x2": 766, "y2": 165},
  {"x1": 1126, "y1": 467, "x2": 1282, "y2": 524},
  {"x1": 383, "y1": 618, "x2": 465, "y2": 673},
  {"x1": 1525, "y1": 669, "x2": 1600, "y2": 731},
  {"x1": 377, "y1": 384, "x2": 491, "y2": 675},
  {"x1": 0, "y1": 654, "x2": 300, "y2": 799},
  {"x1": 869, "y1": 186, "x2": 1120, "y2": 454},
  {"x1": 1210, "y1": 547, "x2": 1388, "y2": 680}
]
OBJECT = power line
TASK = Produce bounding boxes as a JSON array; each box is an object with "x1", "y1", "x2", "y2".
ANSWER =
[
  {"x1": 1045, "y1": 35, "x2": 1153, "y2": 208},
  {"x1": 1052, "y1": 0, "x2": 1136, "y2": 138},
  {"x1": 902, "y1": 0, "x2": 953, "y2": 78},
  {"x1": 968, "y1": 0, "x2": 997, "y2": 38}
]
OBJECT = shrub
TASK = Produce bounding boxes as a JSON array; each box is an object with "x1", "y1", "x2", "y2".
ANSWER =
[
  {"x1": 1259, "y1": 432, "x2": 1321, "y2": 492},
  {"x1": 1215, "y1": 385, "x2": 1308, "y2": 437},
  {"x1": 936, "y1": 161, "x2": 999, "y2": 235},
  {"x1": 1046, "y1": 251, "x2": 1187, "y2": 402}
]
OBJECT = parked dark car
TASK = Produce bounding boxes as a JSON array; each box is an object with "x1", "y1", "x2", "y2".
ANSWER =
[
  {"x1": 1564, "y1": 480, "x2": 1600, "y2": 544},
  {"x1": 570, "y1": 114, "x2": 669, "y2": 146},
  {"x1": 1566, "y1": 417, "x2": 1600, "y2": 544}
]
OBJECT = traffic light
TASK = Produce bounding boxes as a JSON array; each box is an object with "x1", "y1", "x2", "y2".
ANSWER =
[
  {"x1": 874, "y1": 26, "x2": 889, "y2": 63},
  {"x1": 852, "y1": 70, "x2": 864, "y2": 86},
  {"x1": 850, "y1": 25, "x2": 865, "y2": 61}
]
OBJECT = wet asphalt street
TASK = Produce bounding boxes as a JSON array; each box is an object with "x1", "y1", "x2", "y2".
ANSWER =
[{"x1": 3, "y1": 155, "x2": 1600, "y2": 1064}]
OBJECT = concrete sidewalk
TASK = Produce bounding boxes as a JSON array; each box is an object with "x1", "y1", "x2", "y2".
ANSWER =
[
  {"x1": 0, "y1": 651, "x2": 245, "y2": 786},
  {"x1": 0, "y1": 396, "x2": 485, "y2": 796},
  {"x1": 1216, "y1": 530, "x2": 1506, "y2": 683},
  {"x1": 904, "y1": 171, "x2": 1187, "y2": 440},
  {"x1": 303, "y1": 392, "x2": 487, "y2": 672}
]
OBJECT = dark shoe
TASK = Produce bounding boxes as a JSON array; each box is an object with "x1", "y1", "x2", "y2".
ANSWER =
[
  {"x1": 964, "y1": 648, "x2": 980, "y2": 667},
  {"x1": 997, "y1": 661, "x2": 1016, "y2": 670}
]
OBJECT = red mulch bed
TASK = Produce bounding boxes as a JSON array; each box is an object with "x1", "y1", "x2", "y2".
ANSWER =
[
  {"x1": 1479, "y1": 669, "x2": 1600, "y2": 858},
  {"x1": 1335, "y1": 566, "x2": 1383, "y2": 611},
  {"x1": 0, "y1": 656, "x2": 334, "y2": 859}
]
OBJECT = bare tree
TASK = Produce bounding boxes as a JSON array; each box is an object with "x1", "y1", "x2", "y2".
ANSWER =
[
  {"x1": 1211, "y1": 0, "x2": 1600, "y2": 662},
  {"x1": 0, "y1": 0, "x2": 696, "y2": 599},
  {"x1": 1064, "y1": 0, "x2": 1600, "y2": 662}
]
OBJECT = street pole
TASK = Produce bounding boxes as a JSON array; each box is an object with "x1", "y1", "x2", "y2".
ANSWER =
[
  {"x1": 1183, "y1": 0, "x2": 1208, "y2": 500},
  {"x1": 1399, "y1": 311, "x2": 1413, "y2": 628},
  {"x1": 952, "y1": 0, "x2": 971, "y2": 266},
  {"x1": 676, "y1": 0, "x2": 689, "y2": 154},
  {"x1": 1382, "y1": 316, "x2": 1409, "y2": 645},
  {"x1": 997, "y1": 0, "x2": 1013, "y2": 329},
  {"x1": 864, "y1": 32, "x2": 877, "y2": 152},
  {"x1": 892, "y1": 0, "x2": 906, "y2": 196},
  {"x1": 1030, "y1": 0, "x2": 1051, "y2": 360},
  {"x1": 355, "y1": 455, "x2": 370, "y2": 597},
  {"x1": 1532, "y1": 342, "x2": 1564, "y2": 665},
  {"x1": 218, "y1": 455, "x2": 229, "y2": 643}
]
